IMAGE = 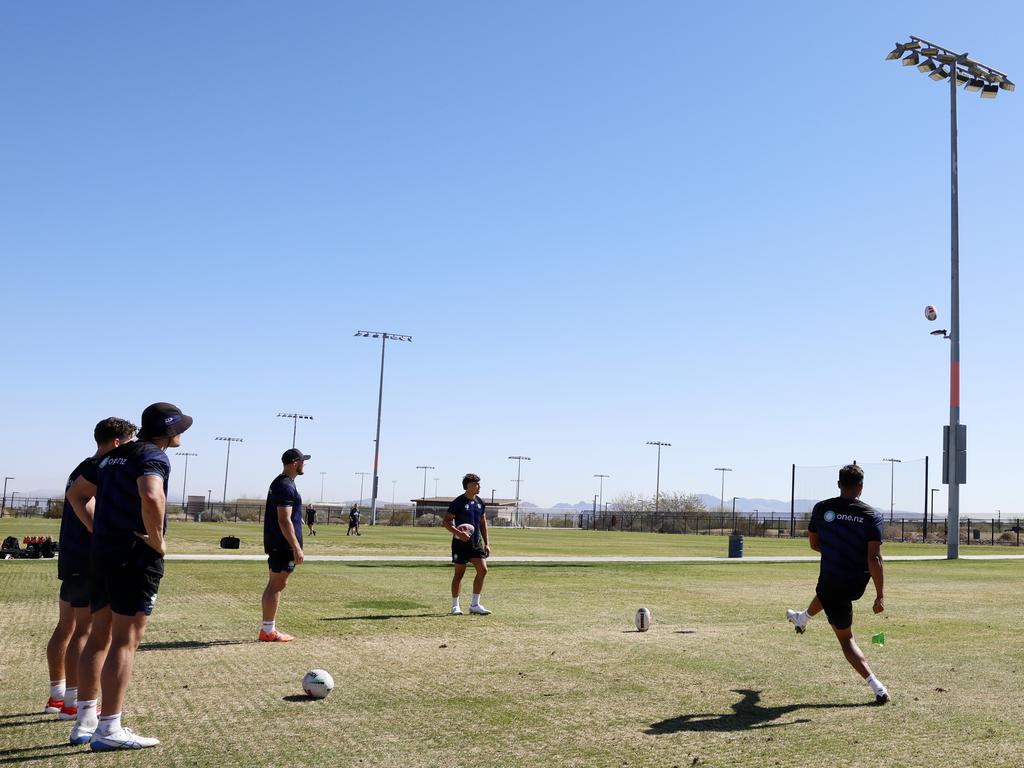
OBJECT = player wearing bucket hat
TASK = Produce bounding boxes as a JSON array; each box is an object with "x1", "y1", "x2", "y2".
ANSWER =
[
  {"x1": 74, "y1": 402, "x2": 193, "y2": 751},
  {"x1": 259, "y1": 448, "x2": 310, "y2": 642}
]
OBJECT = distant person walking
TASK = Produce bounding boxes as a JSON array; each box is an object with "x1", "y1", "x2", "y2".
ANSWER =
[
  {"x1": 347, "y1": 505, "x2": 361, "y2": 536},
  {"x1": 443, "y1": 473, "x2": 491, "y2": 616},
  {"x1": 260, "y1": 448, "x2": 310, "y2": 642},
  {"x1": 305, "y1": 505, "x2": 317, "y2": 537},
  {"x1": 786, "y1": 463, "x2": 889, "y2": 704}
]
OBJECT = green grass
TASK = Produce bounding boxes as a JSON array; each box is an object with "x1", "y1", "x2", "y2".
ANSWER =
[
  {"x1": 0, "y1": 518, "x2": 969, "y2": 558},
  {"x1": 2, "y1": 535, "x2": 1023, "y2": 767}
]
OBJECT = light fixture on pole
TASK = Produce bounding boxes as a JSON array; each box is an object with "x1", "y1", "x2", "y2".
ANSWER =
[
  {"x1": 276, "y1": 412, "x2": 313, "y2": 449},
  {"x1": 887, "y1": 35, "x2": 1013, "y2": 559},
  {"x1": 416, "y1": 465, "x2": 435, "y2": 500},
  {"x1": 355, "y1": 330, "x2": 412, "y2": 525},
  {"x1": 319, "y1": 471, "x2": 327, "y2": 502},
  {"x1": 714, "y1": 467, "x2": 733, "y2": 515},
  {"x1": 1, "y1": 476, "x2": 12, "y2": 518},
  {"x1": 176, "y1": 452, "x2": 198, "y2": 508},
  {"x1": 354, "y1": 471, "x2": 369, "y2": 509},
  {"x1": 646, "y1": 442, "x2": 671, "y2": 514},
  {"x1": 508, "y1": 456, "x2": 531, "y2": 527},
  {"x1": 593, "y1": 474, "x2": 610, "y2": 513},
  {"x1": 214, "y1": 437, "x2": 243, "y2": 505},
  {"x1": 882, "y1": 458, "x2": 902, "y2": 524}
]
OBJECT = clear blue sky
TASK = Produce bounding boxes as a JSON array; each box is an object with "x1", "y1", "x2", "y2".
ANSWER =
[{"x1": 1, "y1": 2, "x2": 1021, "y2": 516}]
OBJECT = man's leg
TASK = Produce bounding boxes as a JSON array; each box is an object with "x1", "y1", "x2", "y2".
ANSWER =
[
  {"x1": 260, "y1": 570, "x2": 293, "y2": 641},
  {"x1": 469, "y1": 559, "x2": 490, "y2": 615},
  {"x1": 45, "y1": 600, "x2": 75, "y2": 711},
  {"x1": 831, "y1": 625, "x2": 889, "y2": 703},
  {"x1": 451, "y1": 564, "x2": 466, "y2": 614},
  {"x1": 72, "y1": 606, "x2": 112, "y2": 744},
  {"x1": 787, "y1": 596, "x2": 823, "y2": 634},
  {"x1": 59, "y1": 606, "x2": 93, "y2": 719}
]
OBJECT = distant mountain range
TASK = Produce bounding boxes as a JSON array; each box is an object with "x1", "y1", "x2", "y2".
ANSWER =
[{"x1": 548, "y1": 495, "x2": 927, "y2": 519}]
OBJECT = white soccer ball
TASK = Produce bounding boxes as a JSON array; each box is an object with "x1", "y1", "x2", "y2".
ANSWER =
[
  {"x1": 635, "y1": 607, "x2": 652, "y2": 632},
  {"x1": 302, "y1": 669, "x2": 334, "y2": 699},
  {"x1": 924, "y1": 305, "x2": 938, "y2": 321}
]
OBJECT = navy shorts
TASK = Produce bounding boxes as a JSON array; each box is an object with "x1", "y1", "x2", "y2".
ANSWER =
[
  {"x1": 815, "y1": 578, "x2": 869, "y2": 631},
  {"x1": 267, "y1": 548, "x2": 296, "y2": 573},
  {"x1": 58, "y1": 562, "x2": 92, "y2": 609},
  {"x1": 90, "y1": 538, "x2": 164, "y2": 617},
  {"x1": 451, "y1": 537, "x2": 487, "y2": 566}
]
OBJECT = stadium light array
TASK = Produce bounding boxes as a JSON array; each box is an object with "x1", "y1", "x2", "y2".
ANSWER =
[{"x1": 886, "y1": 36, "x2": 1012, "y2": 560}]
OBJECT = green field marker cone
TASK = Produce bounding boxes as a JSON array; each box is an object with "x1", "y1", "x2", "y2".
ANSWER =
[{"x1": 871, "y1": 632, "x2": 885, "y2": 646}]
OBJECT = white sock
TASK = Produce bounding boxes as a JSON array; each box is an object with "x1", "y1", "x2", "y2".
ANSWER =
[
  {"x1": 262, "y1": 620, "x2": 275, "y2": 634},
  {"x1": 451, "y1": 597, "x2": 460, "y2": 609},
  {"x1": 64, "y1": 687, "x2": 78, "y2": 709},
  {"x1": 799, "y1": 610, "x2": 810, "y2": 623},
  {"x1": 76, "y1": 699, "x2": 99, "y2": 727},
  {"x1": 97, "y1": 712, "x2": 122, "y2": 735},
  {"x1": 866, "y1": 674, "x2": 887, "y2": 695},
  {"x1": 471, "y1": 593, "x2": 481, "y2": 607},
  {"x1": 49, "y1": 679, "x2": 66, "y2": 700}
]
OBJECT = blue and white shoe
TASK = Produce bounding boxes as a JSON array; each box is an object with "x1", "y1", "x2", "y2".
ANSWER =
[
  {"x1": 469, "y1": 604, "x2": 491, "y2": 615},
  {"x1": 69, "y1": 722, "x2": 96, "y2": 746},
  {"x1": 90, "y1": 727, "x2": 160, "y2": 751}
]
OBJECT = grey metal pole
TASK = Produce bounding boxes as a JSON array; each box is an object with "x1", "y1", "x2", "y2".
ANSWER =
[
  {"x1": 292, "y1": 417, "x2": 297, "y2": 449},
  {"x1": 1, "y1": 476, "x2": 12, "y2": 518},
  {"x1": 948, "y1": 59, "x2": 962, "y2": 560},
  {"x1": 370, "y1": 335, "x2": 387, "y2": 525},
  {"x1": 223, "y1": 441, "x2": 231, "y2": 505},
  {"x1": 594, "y1": 474, "x2": 609, "y2": 513},
  {"x1": 654, "y1": 445, "x2": 661, "y2": 514}
]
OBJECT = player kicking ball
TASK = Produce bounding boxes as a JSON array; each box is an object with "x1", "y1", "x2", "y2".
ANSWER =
[
  {"x1": 443, "y1": 473, "x2": 491, "y2": 616},
  {"x1": 786, "y1": 463, "x2": 889, "y2": 704}
]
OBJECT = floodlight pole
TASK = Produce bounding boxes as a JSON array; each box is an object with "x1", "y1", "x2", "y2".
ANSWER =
[
  {"x1": 1, "y1": 476, "x2": 12, "y2": 518},
  {"x1": 646, "y1": 442, "x2": 670, "y2": 514},
  {"x1": 883, "y1": 458, "x2": 901, "y2": 523},
  {"x1": 888, "y1": 37, "x2": 1013, "y2": 559},
  {"x1": 355, "y1": 330, "x2": 412, "y2": 525},
  {"x1": 930, "y1": 487, "x2": 940, "y2": 532},
  {"x1": 416, "y1": 465, "x2": 435, "y2": 500},
  {"x1": 355, "y1": 472, "x2": 369, "y2": 508},
  {"x1": 320, "y1": 471, "x2": 327, "y2": 502},
  {"x1": 176, "y1": 452, "x2": 198, "y2": 508},
  {"x1": 509, "y1": 456, "x2": 531, "y2": 527},
  {"x1": 593, "y1": 474, "x2": 610, "y2": 512},
  {"x1": 215, "y1": 437, "x2": 243, "y2": 505},
  {"x1": 714, "y1": 467, "x2": 733, "y2": 515},
  {"x1": 277, "y1": 412, "x2": 313, "y2": 449}
]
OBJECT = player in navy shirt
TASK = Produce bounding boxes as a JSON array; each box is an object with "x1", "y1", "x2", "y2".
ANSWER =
[
  {"x1": 259, "y1": 448, "x2": 310, "y2": 642},
  {"x1": 73, "y1": 402, "x2": 192, "y2": 751},
  {"x1": 786, "y1": 464, "x2": 890, "y2": 704},
  {"x1": 45, "y1": 418, "x2": 136, "y2": 720},
  {"x1": 442, "y1": 473, "x2": 492, "y2": 615}
]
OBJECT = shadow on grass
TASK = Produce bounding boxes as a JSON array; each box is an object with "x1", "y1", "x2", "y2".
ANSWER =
[
  {"x1": 0, "y1": 713, "x2": 43, "y2": 720},
  {"x1": 0, "y1": 743, "x2": 77, "y2": 764},
  {"x1": 321, "y1": 613, "x2": 438, "y2": 621},
  {"x1": 646, "y1": 689, "x2": 875, "y2": 733},
  {"x1": 0, "y1": 717, "x2": 52, "y2": 730},
  {"x1": 282, "y1": 694, "x2": 321, "y2": 703},
  {"x1": 139, "y1": 639, "x2": 245, "y2": 652}
]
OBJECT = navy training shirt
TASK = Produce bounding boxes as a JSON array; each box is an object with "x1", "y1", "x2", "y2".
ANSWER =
[
  {"x1": 264, "y1": 474, "x2": 303, "y2": 552},
  {"x1": 93, "y1": 441, "x2": 171, "y2": 550},
  {"x1": 807, "y1": 496, "x2": 883, "y2": 585},
  {"x1": 447, "y1": 495, "x2": 485, "y2": 546},
  {"x1": 58, "y1": 456, "x2": 99, "y2": 575}
]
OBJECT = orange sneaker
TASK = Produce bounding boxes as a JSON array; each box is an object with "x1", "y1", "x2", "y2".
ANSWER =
[
  {"x1": 258, "y1": 628, "x2": 294, "y2": 642},
  {"x1": 44, "y1": 697, "x2": 64, "y2": 714},
  {"x1": 58, "y1": 704, "x2": 78, "y2": 720}
]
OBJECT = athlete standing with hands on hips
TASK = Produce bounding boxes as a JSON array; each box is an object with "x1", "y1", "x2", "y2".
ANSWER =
[{"x1": 443, "y1": 473, "x2": 491, "y2": 616}]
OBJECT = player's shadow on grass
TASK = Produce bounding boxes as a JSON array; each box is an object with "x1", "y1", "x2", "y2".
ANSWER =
[
  {"x1": 138, "y1": 639, "x2": 245, "y2": 652},
  {"x1": 646, "y1": 689, "x2": 873, "y2": 734},
  {"x1": 0, "y1": 716, "x2": 52, "y2": 730},
  {"x1": 321, "y1": 613, "x2": 438, "y2": 621},
  {"x1": 0, "y1": 743, "x2": 76, "y2": 765}
]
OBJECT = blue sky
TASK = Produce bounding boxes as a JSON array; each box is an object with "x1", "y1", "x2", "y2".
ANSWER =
[{"x1": 1, "y1": 2, "x2": 1021, "y2": 516}]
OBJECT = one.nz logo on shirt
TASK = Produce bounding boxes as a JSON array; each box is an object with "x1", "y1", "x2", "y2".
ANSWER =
[{"x1": 824, "y1": 510, "x2": 836, "y2": 523}]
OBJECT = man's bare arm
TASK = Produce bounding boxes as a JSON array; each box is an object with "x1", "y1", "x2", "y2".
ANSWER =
[
  {"x1": 867, "y1": 540, "x2": 884, "y2": 613},
  {"x1": 277, "y1": 506, "x2": 304, "y2": 565},
  {"x1": 137, "y1": 475, "x2": 167, "y2": 556},
  {"x1": 67, "y1": 476, "x2": 98, "y2": 533},
  {"x1": 808, "y1": 531, "x2": 822, "y2": 552}
]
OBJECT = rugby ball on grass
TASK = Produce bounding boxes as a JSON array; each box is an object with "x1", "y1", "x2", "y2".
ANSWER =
[{"x1": 635, "y1": 607, "x2": 652, "y2": 632}]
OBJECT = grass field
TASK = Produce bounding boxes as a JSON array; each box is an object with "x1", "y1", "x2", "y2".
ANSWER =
[{"x1": 2, "y1": 524, "x2": 1022, "y2": 767}]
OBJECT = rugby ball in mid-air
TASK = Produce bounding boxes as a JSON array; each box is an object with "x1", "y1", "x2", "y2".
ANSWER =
[
  {"x1": 635, "y1": 607, "x2": 652, "y2": 632},
  {"x1": 456, "y1": 524, "x2": 475, "y2": 538},
  {"x1": 924, "y1": 305, "x2": 938, "y2": 321},
  {"x1": 302, "y1": 669, "x2": 334, "y2": 699}
]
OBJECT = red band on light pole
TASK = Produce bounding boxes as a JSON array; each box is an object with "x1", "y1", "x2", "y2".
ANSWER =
[{"x1": 950, "y1": 361, "x2": 960, "y2": 407}]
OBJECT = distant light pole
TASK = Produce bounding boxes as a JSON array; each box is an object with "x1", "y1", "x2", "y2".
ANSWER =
[
  {"x1": 434, "y1": 477, "x2": 439, "y2": 497},
  {"x1": 731, "y1": 496, "x2": 739, "y2": 530},
  {"x1": 176, "y1": 452, "x2": 198, "y2": 507},
  {"x1": 883, "y1": 458, "x2": 902, "y2": 523},
  {"x1": 930, "y1": 488, "x2": 940, "y2": 533},
  {"x1": 10, "y1": 491, "x2": 18, "y2": 510},
  {"x1": 276, "y1": 412, "x2": 313, "y2": 449},
  {"x1": 593, "y1": 474, "x2": 610, "y2": 513},
  {"x1": 416, "y1": 465, "x2": 435, "y2": 500},
  {"x1": 714, "y1": 467, "x2": 733, "y2": 515},
  {"x1": 886, "y1": 37, "x2": 1013, "y2": 559},
  {"x1": 355, "y1": 472, "x2": 369, "y2": 508},
  {"x1": 355, "y1": 330, "x2": 412, "y2": 525},
  {"x1": 319, "y1": 471, "x2": 327, "y2": 502},
  {"x1": 509, "y1": 456, "x2": 531, "y2": 527},
  {"x1": 646, "y1": 442, "x2": 671, "y2": 514},
  {"x1": 391, "y1": 480, "x2": 397, "y2": 505},
  {"x1": 215, "y1": 437, "x2": 243, "y2": 505},
  {"x1": 1, "y1": 476, "x2": 12, "y2": 518},
  {"x1": 207, "y1": 489, "x2": 212, "y2": 513}
]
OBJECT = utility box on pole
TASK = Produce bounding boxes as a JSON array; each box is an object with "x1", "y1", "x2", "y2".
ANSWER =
[{"x1": 942, "y1": 424, "x2": 967, "y2": 485}]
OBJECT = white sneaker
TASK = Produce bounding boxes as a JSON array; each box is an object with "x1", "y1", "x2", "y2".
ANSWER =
[
  {"x1": 786, "y1": 609, "x2": 808, "y2": 634},
  {"x1": 90, "y1": 727, "x2": 160, "y2": 751},
  {"x1": 469, "y1": 604, "x2": 491, "y2": 615},
  {"x1": 450, "y1": 606, "x2": 463, "y2": 615},
  {"x1": 70, "y1": 722, "x2": 96, "y2": 746}
]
